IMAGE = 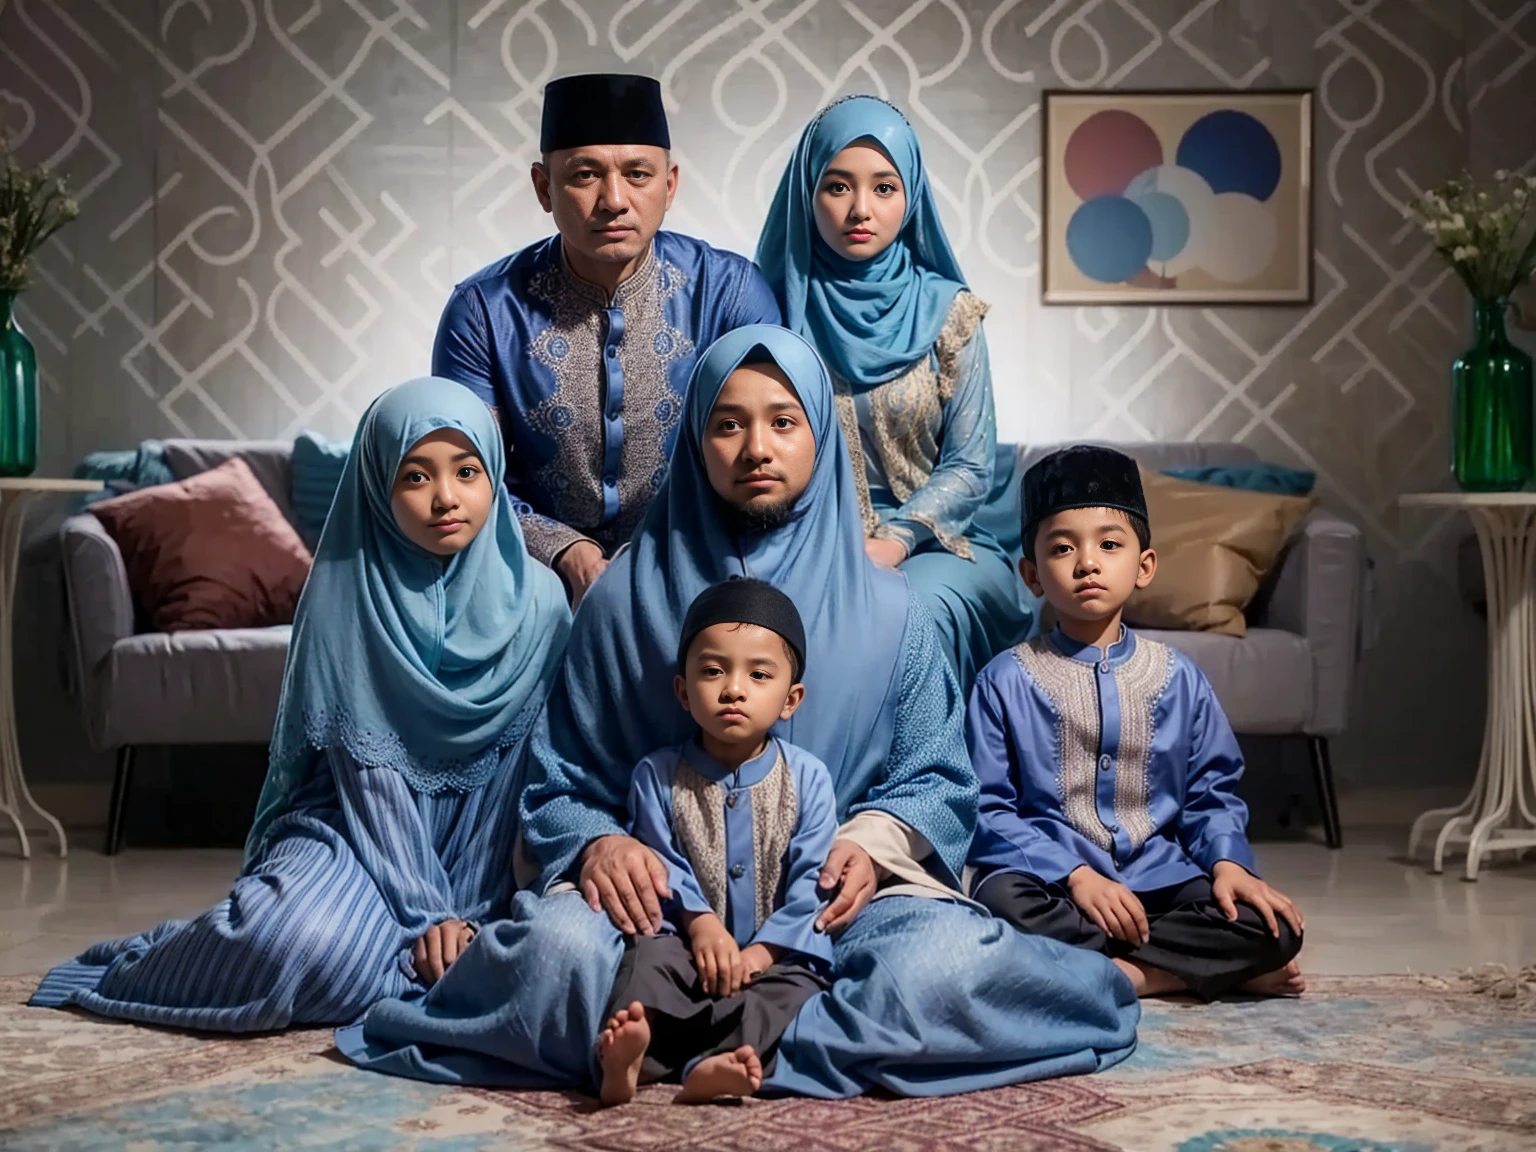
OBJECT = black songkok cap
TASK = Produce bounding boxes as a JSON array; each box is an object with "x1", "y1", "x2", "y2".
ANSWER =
[
  {"x1": 1021, "y1": 445, "x2": 1149, "y2": 547},
  {"x1": 677, "y1": 578, "x2": 807, "y2": 680},
  {"x1": 539, "y1": 74, "x2": 671, "y2": 153}
]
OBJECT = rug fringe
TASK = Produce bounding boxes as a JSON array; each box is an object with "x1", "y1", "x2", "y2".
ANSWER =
[{"x1": 1417, "y1": 963, "x2": 1536, "y2": 1004}]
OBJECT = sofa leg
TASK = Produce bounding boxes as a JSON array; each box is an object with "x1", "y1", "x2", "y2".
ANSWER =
[
  {"x1": 1307, "y1": 736, "x2": 1343, "y2": 850},
  {"x1": 105, "y1": 746, "x2": 135, "y2": 856}
]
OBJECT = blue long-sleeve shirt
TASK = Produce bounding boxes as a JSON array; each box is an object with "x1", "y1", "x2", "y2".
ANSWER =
[
  {"x1": 966, "y1": 626, "x2": 1258, "y2": 894},
  {"x1": 626, "y1": 736, "x2": 836, "y2": 968}
]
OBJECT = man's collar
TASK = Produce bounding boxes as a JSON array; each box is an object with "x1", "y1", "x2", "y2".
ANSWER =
[{"x1": 555, "y1": 237, "x2": 658, "y2": 306}]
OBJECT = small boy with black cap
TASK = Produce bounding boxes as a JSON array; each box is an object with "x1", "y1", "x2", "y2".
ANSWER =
[
  {"x1": 966, "y1": 445, "x2": 1306, "y2": 1001},
  {"x1": 597, "y1": 577, "x2": 836, "y2": 1106}
]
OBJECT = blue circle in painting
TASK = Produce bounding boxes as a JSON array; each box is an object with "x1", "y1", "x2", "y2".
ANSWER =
[
  {"x1": 1066, "y1": 196, "x2": 1154, "y2": 284},
  {"x1": 1128, "y1": 189, "x2": 1190, "y2": 263},
  {"x1": 1175, "y1": 110, "x2": 1281, "y2": 201}
]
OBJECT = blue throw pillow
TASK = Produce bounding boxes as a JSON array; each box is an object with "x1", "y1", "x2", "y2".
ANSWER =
[
  {"x1": 74, "y1": 440, "x2": 175, "y2": 505},
  {"x1": 1161, "y1": 463, "x2": 1316, "y2": 496},
  {"x1": 291, "y1": 431, "x2": 352, "y2": 544}
]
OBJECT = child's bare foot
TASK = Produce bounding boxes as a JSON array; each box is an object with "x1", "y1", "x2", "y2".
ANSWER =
[
  {"x1": 675, "y1": 1045, "x2": 763, "y2": 1103},
  {"x1": 598, "y1": 1001, "x2": 651, "y2": 1106},
  {"x1": 1112, "y1": 957, "x2": 1189, "y2": 998},
  {"x1": 1239, "y1": 960, "x2": 1307, "y2": 996}
]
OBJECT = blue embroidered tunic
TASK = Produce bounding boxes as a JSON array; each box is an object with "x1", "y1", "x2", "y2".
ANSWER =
[
  {"x1": 967, "y1": 626, "x2": 1259, "y2": 895},
  {"x1": 628, "y1": 737, "x2": 836, "y2": 967},
  {"x1": 432, "y1": 233, "x2": 782, "y2": 565}
]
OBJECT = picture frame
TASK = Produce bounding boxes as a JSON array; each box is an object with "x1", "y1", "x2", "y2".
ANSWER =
[{"x1": 1041, "y1": 89, "x2": 1314, "y2": 305}]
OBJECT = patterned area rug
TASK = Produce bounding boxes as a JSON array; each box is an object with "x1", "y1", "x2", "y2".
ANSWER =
[{"x1": 2, "y1": 972, "x2": 1532, "y2": 1151}]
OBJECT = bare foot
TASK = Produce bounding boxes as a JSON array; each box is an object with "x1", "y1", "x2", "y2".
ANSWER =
[
  {"x1": 675, "y1": 1045, "x2": 763, "y2": 1104},
  {"x1": 1112, "y1": 957, "x2": 1189, "y2": 998},
  {"x1": 598, "y1": 1001, "x2": 651, "y2": 1106},
  {"x1": 1239, "y1": 960, "x2": 1307, "y2": 997}
]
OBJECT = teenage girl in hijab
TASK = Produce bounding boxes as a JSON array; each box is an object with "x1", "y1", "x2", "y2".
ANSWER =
[{"x1": 32, "y1": 379, "x2": 570, "y2": 1031}]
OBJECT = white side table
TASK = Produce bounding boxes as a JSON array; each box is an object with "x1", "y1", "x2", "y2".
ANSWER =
[
  {"x1": 1401, "y1": 492, "x2": 1536, "y2": 880},
  {"x1": 0, "y1": 478, "x2": 103, "y2": 858}
]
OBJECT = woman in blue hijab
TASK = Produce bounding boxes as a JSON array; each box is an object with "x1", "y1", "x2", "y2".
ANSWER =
[
  {"x1": 757, "y1": 95, "x2": 1033, "y2": 692},
  {"x1": 31, "y1": 379, "x2": 571, "y2": 1031},
  {"x1": 338, "y1": 327, "x2": 1137, "y2": 1097}
]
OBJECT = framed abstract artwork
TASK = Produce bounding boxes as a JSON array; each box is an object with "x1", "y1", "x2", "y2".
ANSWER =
[{"x1": 1041, "y1": 90, "x2": 1313, "y2": 304}]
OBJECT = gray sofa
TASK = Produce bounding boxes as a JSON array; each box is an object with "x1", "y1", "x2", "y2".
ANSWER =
[
  {"x1": 61, "y1": 440, "x2": 299, "y2": 854},
  {"x1": 1017, "y1": 442, "x2": 1367, "y2": 850},
  {"x1": 61, "y1": 438, "x2": 1366, "y2": 854}
]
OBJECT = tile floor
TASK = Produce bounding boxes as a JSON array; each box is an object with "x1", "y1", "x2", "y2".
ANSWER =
[{"x1": 2, "y1": 816, "x2": 1533, "y2": 979}]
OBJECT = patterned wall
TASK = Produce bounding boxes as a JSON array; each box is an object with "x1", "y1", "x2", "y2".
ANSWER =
[{"x1": 3, "y1": 0, "x2": 1534, "y2": 790}]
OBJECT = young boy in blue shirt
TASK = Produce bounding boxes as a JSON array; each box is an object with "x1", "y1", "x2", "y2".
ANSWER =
[
  {"x1": 597, "y1": 578, "x2": 836, "y2": 1104},
  {"x1": 967, "y1": 446, "x2": 1305, "y2": 999}
]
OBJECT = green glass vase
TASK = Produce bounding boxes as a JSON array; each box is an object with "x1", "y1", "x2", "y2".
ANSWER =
[
  {"x1": 1452, "y1": 298, "x2": 1533, "y2": 492},
  {"x1": 0, "y1": 291, "x2": 39, "y2": 477}
]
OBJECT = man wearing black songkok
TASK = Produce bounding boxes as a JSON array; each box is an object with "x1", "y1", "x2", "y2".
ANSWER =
[{"x1": 433, "y1": 74, "x2": 782, "y2": 604}]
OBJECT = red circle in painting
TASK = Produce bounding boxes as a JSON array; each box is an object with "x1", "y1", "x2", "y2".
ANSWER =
[{"x1": 1063, "y1": 111, "x2": 1163, "y2": 199}]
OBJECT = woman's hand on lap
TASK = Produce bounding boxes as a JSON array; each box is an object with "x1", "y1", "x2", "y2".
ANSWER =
[
  {"x1": 863, "y1": 537, "x2": 908, "y2": 569},
  {"x1": 580, "y1": 834, "x2": 671, "y2": 935},
  {"x1": 816, "y1": 839, "x2": 878, "y2": 933},
  {"x1": 414, "y1": 918, "x2": 475, "y2": 986}
]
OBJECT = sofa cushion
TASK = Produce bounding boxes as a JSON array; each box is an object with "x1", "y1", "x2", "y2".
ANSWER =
[
  {"x1": 1138, "y1": 627, "x2": 1314, "y2": 734},
  {"x1": 162, "y1": 439, "x2": 299, "y2": 530},
  {"x1": 1125, "y1": 468, "x2": 1315, "y2": 638},
  {"x1": 1162, "y1": 462, "x2": 1316, "y2": 496},
  {"x1": 90, "y1": 457, "x2": 313, "y2": 633},
  {"x1": 290, "y1": 431, "x2": 351, "y2": 546},
  {"x1": 103, "y1": 626, "x2": 290, "y2": 746},
  {"x1": 1017, "y1": 441, "x2": 1262, "y2": 477}
]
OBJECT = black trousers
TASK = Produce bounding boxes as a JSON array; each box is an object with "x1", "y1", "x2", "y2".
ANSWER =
[
  {"x1": 976, "y1": 871, "x2": 1302, "y2": 1000},
  {"x1": 605, "y1": 934, "x2": 829, "y2": 1082}
]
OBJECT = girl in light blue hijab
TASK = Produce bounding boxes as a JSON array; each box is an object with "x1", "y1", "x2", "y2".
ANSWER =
[
  {"x1": 757, "y1": 95, "x2": 1034, "y2": 692},
  {"x1": 31, "y1": 379, "x2": 571, "y2": 1032}
]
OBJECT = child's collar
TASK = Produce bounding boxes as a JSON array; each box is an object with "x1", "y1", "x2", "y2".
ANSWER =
[
  {"x1": 685, "y1": 734, "x2": 782, "y2": 788},
  {"x1": 1048, "y1": 622, "x2": 1135, "y2": 667}
]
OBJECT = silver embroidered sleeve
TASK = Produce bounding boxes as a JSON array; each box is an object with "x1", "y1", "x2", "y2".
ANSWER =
[
  {"x1": 516, "y1": 508, "x2": 598, "y2": 568},
  {"x1": 882, "y1": 328, "x2": 997, "y2": 552}
]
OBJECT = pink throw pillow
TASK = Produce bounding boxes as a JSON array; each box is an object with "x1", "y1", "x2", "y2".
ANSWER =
[{"x1": 91, "y1": 456, "x2": 313, "y2": 632}]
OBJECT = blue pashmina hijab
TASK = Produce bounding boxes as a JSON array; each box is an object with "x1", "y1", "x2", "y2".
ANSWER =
[
  {"x1": 247, "y1": 378, "x2": 570, "y2": 855},
  {"x1": 520, "y1": 324, "x2": 971, "y2": 890},
  {"x1": 756, "y1": 95, "x2": 966, "y2": 391}
]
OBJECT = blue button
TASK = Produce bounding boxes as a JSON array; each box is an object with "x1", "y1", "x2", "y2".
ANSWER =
[
  {"x1": 1099, "y1": 754, "x2": 1111, "y2": 771},
  {"x1": 607, "y1": 407, "x2": 620, "y2": 421},
  {"x1": 730, "y1": 863, "x2": 745, "y2": 879},
  {"x1": 1099, "y1": 660, "x2": 1110, "y2": 673},
  {"x1": 603, "y1": 474, "x2": 616, "y2": 488},
  {"x1": 1108, "y1": 824, "x2": 1119, "y2": 834},
  {"x1": 607, "y1": 346, "x2": 618, "y2": 358}
]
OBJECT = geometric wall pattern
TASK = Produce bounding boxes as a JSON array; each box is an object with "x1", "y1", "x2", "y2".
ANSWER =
[{"x1": 2, "y1": 0, "x2": 1534, "y2": 789}]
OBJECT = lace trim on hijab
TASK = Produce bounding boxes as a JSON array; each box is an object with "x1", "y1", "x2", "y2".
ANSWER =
[{"x1": 272, "y1": 696, "x2": 542, "y2": 798}]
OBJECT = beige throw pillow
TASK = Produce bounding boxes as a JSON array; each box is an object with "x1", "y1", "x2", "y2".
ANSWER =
[{"x1": 1124, "y1": 467, "x2": 1316, "y2": 637}]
